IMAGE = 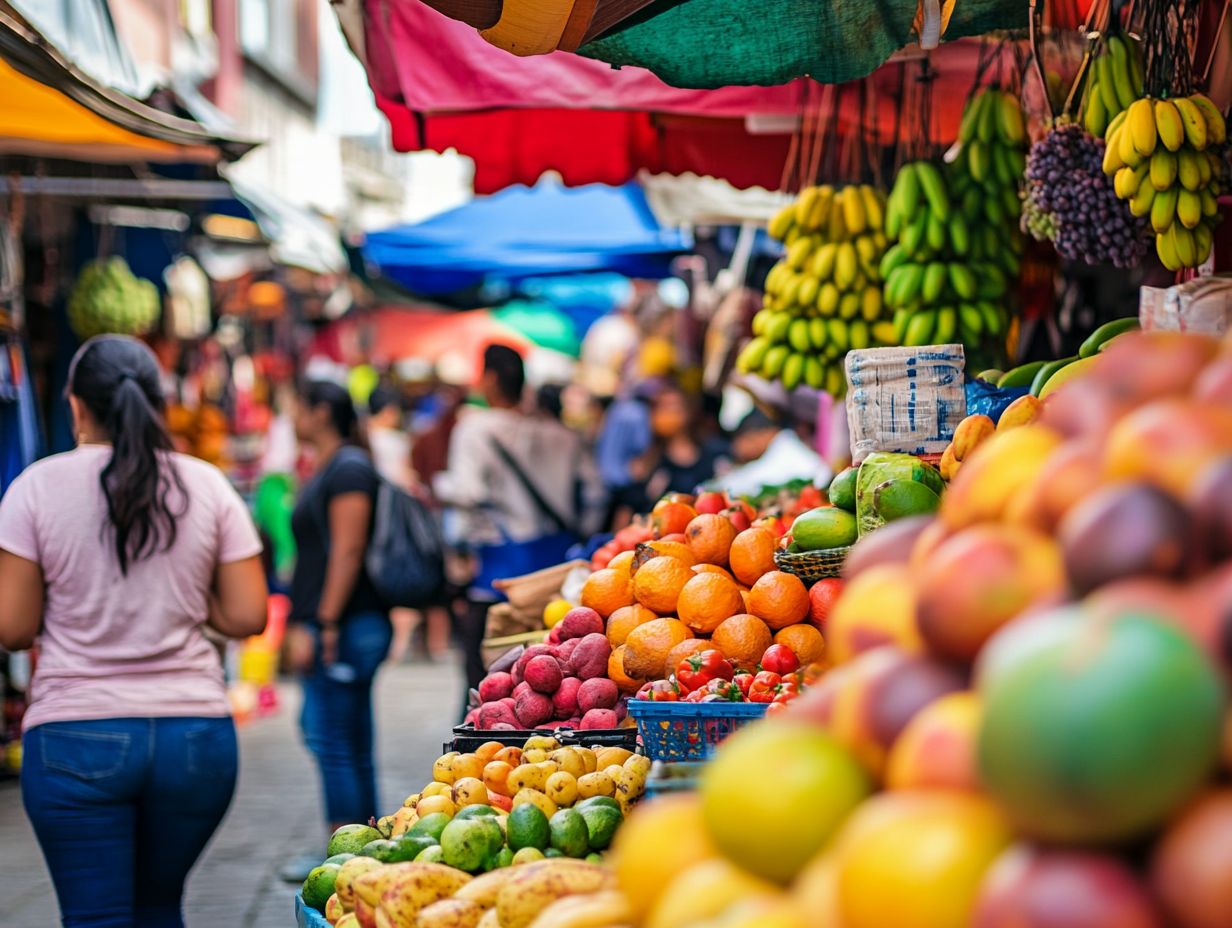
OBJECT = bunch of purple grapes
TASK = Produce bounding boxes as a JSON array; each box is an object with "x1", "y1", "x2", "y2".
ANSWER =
[{"x1": 1024, "y1": 122, "x2": 1151, "y2": 268}]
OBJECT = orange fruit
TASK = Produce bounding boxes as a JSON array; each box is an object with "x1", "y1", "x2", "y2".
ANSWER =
[
  {"x1": 685, "y1": 513, "x2": 738, "y2": 566},
  {"x1": 711, "y1": 613, "x2": 774, "y2": 671},
  {"x1": 609, "y1": 549, "x2": 636, "y2": 577},
  {"x1": 693, "y1": 563, "x2": 734, "y2": 580},
  {"x1": 582, "y1": 568, "x2": 635, "y2": 618},
  {"x1": 609, "y1": 645, "x2": 647, "y2": 694},
  {"x1": 730, "y1": 528, "x2": 778, "y2": 586},
  {"x1": 748, "y1": 570, "x2": 810, "y2": 630},
  {"x1": 676, "y1": 572, "x2": 745, "y2": 635},
  {"x1": 606, "y1": 603, "x2": 659, "y2": 647},
  {"x1": 633, "y1": 540, "x2": 697, "y2": 571},
  {"x1": 774, "y1": 623, "x2": 827, "y2": 666},
  {"x1": 624, "y1": 618, "x2": 692, "y2": 679},
  {"x1": 654, "y1": 501, "x2": 698, "y2": 537},
  {"x1": 663, "y1": 637, "x2": 711, "y2": 679},
  {"x1": 633, "y1": 556, "x2": 694, "y2": 614}
]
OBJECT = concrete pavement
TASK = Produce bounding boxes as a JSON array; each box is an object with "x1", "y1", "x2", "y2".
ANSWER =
[{"x1": 0, "y1": 659, "x2": 463, "y2": 927}]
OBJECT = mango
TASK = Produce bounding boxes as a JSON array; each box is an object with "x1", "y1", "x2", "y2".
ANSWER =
[
  {"x1": 952, "y1": 414, "x2": 996, "y2": 462},
  {"x1": 885, "y1": 691, "x2": 982, "y2": 793},
  {"x1": 996, "y1": 393, "x2": 1042, "y2": 430},
  {"x1": 826, "y1": 564, "x2": 921, "y2": 664},
  {"x1": 940, "y1": 425, "x2": 1063, "y2": 529},
  {"x1": 916, "y1": 523, "x2": 1068, "y2": 663}
]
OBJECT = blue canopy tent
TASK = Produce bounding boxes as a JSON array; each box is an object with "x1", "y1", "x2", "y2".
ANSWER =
[{"x1": 362, "y1": 179, "x2": 690, "y2": 297}]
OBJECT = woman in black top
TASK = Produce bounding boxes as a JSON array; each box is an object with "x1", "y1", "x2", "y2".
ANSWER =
[
  {"x1": 286, "y1": 381, "x2": 391, "y2": 833},
  {"x1": 633, "y1": 384, "x2": 726, "y2": 507}
]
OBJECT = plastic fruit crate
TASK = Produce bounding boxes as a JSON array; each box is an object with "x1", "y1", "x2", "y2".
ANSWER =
[
  {"x1": 626, "y1": 701, "x2": 767, "y2": 762},
  {"x1": 447, "y1": 723, "x2": 639, "y2": 755},
  {"x1": 295, "y1": 895, "x2": 330, "y2": 928},
  {"x1": 644, "y1": 760, "x2": 705, "y2": 797}
]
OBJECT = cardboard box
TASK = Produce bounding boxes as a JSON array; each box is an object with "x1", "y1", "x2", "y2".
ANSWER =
[{"x1": 845, "y1": 344, "x2": 967, "y2": 463}]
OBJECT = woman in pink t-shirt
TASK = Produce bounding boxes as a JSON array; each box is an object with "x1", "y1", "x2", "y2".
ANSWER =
[{"x1": 0, "y1": 335, "x2": 267, "y2": 927}]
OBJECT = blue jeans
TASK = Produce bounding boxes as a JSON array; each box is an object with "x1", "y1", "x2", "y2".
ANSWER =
[
  {"x1": 22, "y1": 717, "x2": 237, "y2": 928},
  {"x1": 299, "y1": 611, "x2": 392, "y2": 825}
]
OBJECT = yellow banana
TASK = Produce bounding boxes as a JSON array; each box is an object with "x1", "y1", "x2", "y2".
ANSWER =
[
  {"x1": 1115, "y1": 164, "x2": 1144, "y2": 198},
  {"x1": 1155, "y1": 227, "x2": 1181, "y2": 271},
  {"x1": 1128, "y1": 180, "x2": 1155, "y2": 217},
  {"x1": 1177, "y1": 188, "x2": 1203, "y2": 230},
  {"x1": 794, "y1": 186, "x2": 821, "y2": 229},
  {"x1": 1177, "y1": 149, "x2": 1203, "y2": 191},
  {"x1": 1201, "y1": 187, "x2": 1219, "y2": 218},
  {"x1": 1128, "y1": 98, "x2": 1158, "y2": 157},
  {"x1": 861, "y1": 286, "x2": 882, "y2": 322},
  {"x1": 1195, "y1": 223, "x2": 1214, "y2": 264},
  {"x1": 859, "y1": 185, "x2": 885, "y2": 231},
  {"x1": 839, "y1": 292, "x2": 861, "y2": 320},
  {"x1": 835, "y1": 242, "x2": 858, "y2": 290},
  {"x1": 841, "y1": 186, "x2": 867, "y2": 236},
  {"x1": 1173, "y1": 224, "x2": 1198, "y2": 266},
  {"x1": 1119, "y1": 112, "x2": 1142, "y2": 166},
  {"x1": 1148, "y1": 151, "x2": 1177, "y2": 192},
  {"x1": 1103, "y1": 123, "x2": 1127, "y2": 175},
  {"x1": 810, "y1": 243, "x2": 837, "y2": 281},
  {"x1": 826, "y1": 199, "x2": 847, "y2": 241},
  {"x1": 1151, "y1": 186, "x2": 1179, "y2": 234},
  {"x1": 786, "y1": 238, "x2": 812, "y2": 271},
  {"x1": 768, "y1": 204, "x2": 795, "y2": 241},
  {"x1": 1173, "y1": 97, "x2": 1208, "y2": 150},
  {"x1": 816, "y1": 282, "x2": 840, "y2": 316},
  {"x1": 1189, "y1": 93, "x2": 1227, "y2": 145},
  {"x1": 1154, "y1": 99, "x2": 1185, "y2": 152}
]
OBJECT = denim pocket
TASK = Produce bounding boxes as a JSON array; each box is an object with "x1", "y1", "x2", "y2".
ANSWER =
[
  {"x1": 39, "y1": 726, "x2": 132, "y2": 780},
  {"x1": 184, "y1": 720, "x2": 237, "y2": 777}
]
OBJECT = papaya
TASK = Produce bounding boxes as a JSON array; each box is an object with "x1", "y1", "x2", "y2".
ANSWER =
[
  {"x1": 978, "y1": 607, "x2": 1224, "y2": 845},
  {"x1": 872, "y1": 479, "x2": 942, "y2": 522}
]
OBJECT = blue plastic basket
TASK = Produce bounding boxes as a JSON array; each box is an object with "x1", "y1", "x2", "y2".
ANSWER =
[
  {"x1": 295, "y1": 895, "x2": 331, "y2": 928},
  {"x1": 627, "y1": 700, "x2": 767, "y2": 762}
]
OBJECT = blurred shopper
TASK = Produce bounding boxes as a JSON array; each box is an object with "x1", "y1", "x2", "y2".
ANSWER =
[
  {"x1": 633, "y1": 382, "x2": 727, "y2": 507},
  {"x1": 0, "y1": 335, "x2": 267, "y2": 927},
  {"x1": 595, "y1": 381, "x2": 655, "y2": 528},
  {"x1": 436, "y1": 346, "x2": 599, "y2": 704},
  {"x1": 285, "y1": 381, "x2": 391, "y2": 837},
  {"x1": 366, "y1": 387, "x2": 419, "y2": 663}
]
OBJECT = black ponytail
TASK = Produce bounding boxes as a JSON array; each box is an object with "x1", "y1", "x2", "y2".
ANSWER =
[{"x1": 68, "y1": 335, "x2": 188, "y2": 574}]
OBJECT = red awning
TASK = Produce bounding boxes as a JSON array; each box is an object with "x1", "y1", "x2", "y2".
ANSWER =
[{"x1": 352, "y1": 0, "x2": 1024, "y2": 193}]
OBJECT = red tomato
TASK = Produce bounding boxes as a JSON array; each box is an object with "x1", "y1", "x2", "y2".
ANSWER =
[{"x1": 760, "y1": 644, "x2": 801, "y2": 675}]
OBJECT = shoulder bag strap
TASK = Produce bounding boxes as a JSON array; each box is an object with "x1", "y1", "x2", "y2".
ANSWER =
[{"x1": 488, "y1": 436, "x2": 578, "y2": 538}]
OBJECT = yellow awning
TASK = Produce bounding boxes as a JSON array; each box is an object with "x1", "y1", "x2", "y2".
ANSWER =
[{"x1": 0, "y1": 56, "x2": 217, "y2": 163}]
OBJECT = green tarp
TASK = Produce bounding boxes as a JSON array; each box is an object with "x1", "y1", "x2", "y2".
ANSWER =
[{"x1": 580, "y1": 0, "x2": 1026, "y2": 89}]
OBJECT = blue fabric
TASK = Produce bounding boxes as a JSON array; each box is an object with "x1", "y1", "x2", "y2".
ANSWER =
[
  {"x1": 299, "y1": 611, "x2": 393, "y2": 825},
  {"x1": 595, "y1": 398, "x2": 652, "y2": 489},
  {"x1": 22, "y1": 717, "x2": 237, "y2": 928},
  {"x1": 965, "y1": 378, "x2": 1029, "y2": 424},
  {"x1": 363, "y1": 181, "x2": 689, "y2": 296},
  {"x1": 472, "y1": 531, "x2": 577, "y2": 600}
]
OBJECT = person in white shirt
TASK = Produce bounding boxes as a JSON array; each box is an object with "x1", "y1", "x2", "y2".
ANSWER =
[{"x1": 435, "y1": 346, "x2": 602, "y2": 699}]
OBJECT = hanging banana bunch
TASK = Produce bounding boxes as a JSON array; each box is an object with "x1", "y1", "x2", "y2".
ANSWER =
[
  {"x1": 1082, "y1": 33, "x2": 1146, "y2": 139},
  {"x1": 1104, "y1": 92, "x2": 1226, "y2": 269},
  {"x1": 739, "y1": 184, "x2": 893, "y2": 397},
  {"x1": 880, "y1": 160, "x2": 1006, "y2": 353}
]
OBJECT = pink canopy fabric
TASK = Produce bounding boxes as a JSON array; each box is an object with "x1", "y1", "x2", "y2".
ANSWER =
[{"x1": 362, "y1": 1, "x2": 807, "y2": 119}]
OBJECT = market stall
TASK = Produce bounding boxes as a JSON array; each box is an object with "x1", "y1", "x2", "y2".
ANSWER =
[{"x1": 293, "y1": 0, "x2": 1232, "y2": 924}]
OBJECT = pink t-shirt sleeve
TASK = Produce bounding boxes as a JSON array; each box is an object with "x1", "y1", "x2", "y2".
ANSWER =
[
  {"x1": 0, "y1": 470, "x2": 41, "y2": 563},
  {"x1": 208, "y1": 469, "x2": 263, "y2": 564}
]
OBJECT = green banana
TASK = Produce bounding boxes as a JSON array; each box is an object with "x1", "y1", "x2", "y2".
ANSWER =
[
  {"x1": 736, "y1": 337, "x2": 771, "y2": 373},
  {"x1": 762, "y1": 345, "x2": 790, "y2": 379},
  {"x1": 788, "y1": 318, "x2": 812, "y2": 353},
  {"x1": 781, "y1": 353, "x2": 805, "y2": 390},
  {"x1": 1079, "y1": 318, "x2": 1139, "y2": 358},
  {"x1": 934, "y1": 306, "x2": 959, "y2": 343},
  {"x1": 904, "y1": 310, "x2": 937, "y2": 347},
  {"x1": 997, "y1": 360, "x2": 1047, "y2": 389},
  {"x1": 922, "y1": 262, "x2": 948, "y2": 303},
  {"x1": 914, "y1": 161, "x2": 951, "y2": 221},
  {"x1": 948, "y1": 212, "x2": 970, "y2": 256}
]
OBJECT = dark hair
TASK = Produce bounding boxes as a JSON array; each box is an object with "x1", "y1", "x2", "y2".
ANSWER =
[
  {"x1": 304, "y1": 380, "x2": 358, "y2": 440},
  {"x1": 368, "y1": 386, "x2": 400, "y2": 417},
  {"x1": 734, "y1": 408, "x2": 781, "y2": 437},
  {"x1": 483, "y1": 344, "x2": 525, "y2": 403},
  {"x1": 68, "y1": 335, "x2": 187, "y2": 575},
  {"x1": 536, "y1": 384, "x2": 563, "y2": 421}
]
